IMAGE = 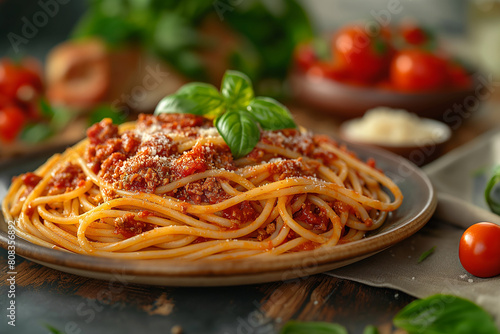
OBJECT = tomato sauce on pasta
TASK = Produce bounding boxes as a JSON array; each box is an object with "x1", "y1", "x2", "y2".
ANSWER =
[{"x1": 2, "y1": 113, "x2": 403, "y2": 260}]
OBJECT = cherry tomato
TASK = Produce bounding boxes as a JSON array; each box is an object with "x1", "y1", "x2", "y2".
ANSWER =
[
  {"x1": 332, "y1": 25, "x2": 393, "y2": 83},
  {"x1": 306, "y1": 61, "x2": 347, "y2": 81},
  {"x1": 0, "y1": 58, "x2": 43, "y2": 103},
  {"x1": 459, "y1": 222, "x2": 500, "y2": 278},
  {"x1": 390, "y1": 49, "x2": 448, "y2": 92},
  {"x1": 0, "y1": 93, "x2": 16, "y2": 109},
  {"x1": 447, "y1": 62, "x2": 472, "y2": 89},
  {"x1": 294, "y1": 43, "x2": 317, "y2": 71},
  {"x1": 0, "y1": 105, "x2": 26, "y2": 142},
  {"x1": 400, "y1": 23, "x2": 431, "y2": 46}
]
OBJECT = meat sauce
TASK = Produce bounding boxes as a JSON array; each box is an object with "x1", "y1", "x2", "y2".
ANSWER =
[
  {"x1": 293, "y1": 201, "x2": 330, "y2": 234},
  {"x1": 17, "y1": 172, "x2": 43, "y2": 202},
  {"x1": 85, "y1": 116, "x2": 234, "y2": 194},
  {"x1": 46, "y1": 162, "x2": 87, "y2": 195},
  {"x1": 222, "y1": 201, "x2": 259, "y2": 223},
  {"x1": 19, "y1": 161, "x2": 87, "y2": 198},
  {"x1": 114, "y1": 213, "x2": 154, "y2": 238},
  {"x1": 83, "y1": 114, "x2": 362, "y2": 232},
  {"x1": 20, "y1": 173, "x2": 42, "y2": 192}
]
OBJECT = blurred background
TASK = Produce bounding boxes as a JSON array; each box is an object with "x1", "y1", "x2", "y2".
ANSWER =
[
  {"x1": 0, "y1": 0, "x2": 499, "y2": 162},
  {"x1": 0, "y1": 0, "x2": 473, "y2": 60}
]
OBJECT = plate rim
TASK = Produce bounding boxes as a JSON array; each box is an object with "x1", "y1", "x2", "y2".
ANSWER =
[{"x1": 0, "y1": 142, "x2": 436, "y2": 285}]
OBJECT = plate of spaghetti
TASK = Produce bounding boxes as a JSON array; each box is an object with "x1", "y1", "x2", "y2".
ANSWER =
[{"x1": 0, "y1": 71, "x2": 436, "y2": 286}]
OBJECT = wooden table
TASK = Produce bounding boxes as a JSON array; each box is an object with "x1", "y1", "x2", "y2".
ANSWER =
[
  {"x1": 0, "y1": 248, "x2": 414, "y2": 334},
  {"x1": 1, "y1": 97, "x2": 499, "y2": 334}
]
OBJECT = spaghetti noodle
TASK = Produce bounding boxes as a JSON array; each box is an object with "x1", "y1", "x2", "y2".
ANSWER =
[{"x1": 2, "y1": 113, "x2": 403, "y2": 260}]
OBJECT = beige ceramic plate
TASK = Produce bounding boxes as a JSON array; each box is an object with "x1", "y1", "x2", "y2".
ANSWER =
[{"x1": 0, "y1": 142, "x2": 436, "y2": 286}]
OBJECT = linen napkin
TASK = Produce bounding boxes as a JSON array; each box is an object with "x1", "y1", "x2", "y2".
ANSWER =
[{"x1": 326, "y1": 192, "x2": 500, "y2": 327}]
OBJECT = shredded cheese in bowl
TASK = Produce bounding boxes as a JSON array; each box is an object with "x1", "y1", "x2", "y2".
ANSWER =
[{"x1": 341, "y1": 107, "x2": 451, "y2": 146}]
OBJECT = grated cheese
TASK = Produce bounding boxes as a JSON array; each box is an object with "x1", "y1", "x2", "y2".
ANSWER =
[{"x1": 343, "y1": 107, "x2": 448, "y2": 146}]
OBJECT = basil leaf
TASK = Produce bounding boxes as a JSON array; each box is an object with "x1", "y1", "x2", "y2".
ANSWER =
[
  {"x1": 39, "y1": 98, "x2": 55, "y2": 118},
  {"x1": 39, "y1": 99, "x2": 74, "y2": 130},
  {"x1": 176, "y1": 82, "x2": 218, "y2": 96},
  {"x1": 221, "y1": 70, "x2": 254, "y2": 110},
  {"x1": 363, "y1": 325, "x2": 379, "y2": 334},
  {"x1": 247, "y1": 97, "x2": 296, "y2": 130},
  {"x1": 154, "y1": 12, "x2": 198, "y2": 52},
  {"x1": 394, "y1": 294, "x2": 499, "y2": 334},
  {"x1": 51, "y1": 107, "x2": 74, "y2": 131},
  {"x1": 44, "y1": 324, "x2": 64, "y2": 334},
  {"x1": 20, "y1": 123, "x2": 54, "y2": 143},
  {"x1": 155, "y1": 83, "x2": 225, "y2": 118},
  {"x1": 280, "y1": 320, "x2": 348, "y2": 334},
  {"x1": 485, "y1": 166, "x2": 500, "y2": 215},
  {"x1": 89, "y1": 106, "x2": 127, "y2": 126},
  {"x1": 215, "y1": 110, "x2": 260, "y2": 159},
  {"x1": 417, "y1": 246, "x2": 436, "y2": 263},
  {"x1": 72, "y1": 13, "x2": 142, "y2": 48}
]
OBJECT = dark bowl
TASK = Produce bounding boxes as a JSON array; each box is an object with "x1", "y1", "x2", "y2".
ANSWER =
[{"x1": 289, "y1": 70, "x2": 476, "y2": 120}]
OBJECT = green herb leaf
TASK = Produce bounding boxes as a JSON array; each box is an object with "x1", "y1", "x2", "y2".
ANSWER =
[
  {"x1": 20, "y1": 123, "x2": 54, "y2": 143},
  {"x1": 215, "y1": 110, "x2": 260, "y2": 160},
  {"x1": 155, "y1": 83, "x2": 225, "y2": 118},
  {"x1": 485, "y1": 166, "x2": 500, "y2": 215},
  {"x1": 50, "y1": 106, "x2": 74, "y2": 131},
  {"x1": 72, "y1": 13, "x2": 143, "y2": 48},
  {"x1": 39, "y1": 98, "x2": 74, "y2": 131},
  {"x1": 221, "y1": 70, "x2": 254, "y2": 110},
  {"x1": 418, "y1": 246, "x2": 436, "y2": 263},
  {"x1": 247, "y1": 97, "x2": 296, "y2": 130},
  {"x1": 280, "y1": 320, "x2": 348, "y2": 334},
  {"x1": 394, "y1": 294, "x2": 499, "y2": 334},
  {"x1": 44, "y1": 324, "x2": 64, "y2": 334},
  {"x1": 312, "y1": 37, "x2": 331, "y2": 61},
  {"x1": 89, "y1": 106, "x2": 127, "y2": 126},
  {"x1": 176, "y1": 83, "x2": 226, "y2": 118},
  {"x1": 39, "y1": 98, "x2": 55, "y2": 118},
  {"x1": 373, "y1": 37, "x2": 388, "y2": 55},
  {"x1": 154, "y1": 13, "x2": 198, "y2": 52},
  {"x1": 363, "y1": 325, "x2": 379, "y2": 334},
  {"x1": 154, "y1": 70, "x2": 296, "y2": 159}
]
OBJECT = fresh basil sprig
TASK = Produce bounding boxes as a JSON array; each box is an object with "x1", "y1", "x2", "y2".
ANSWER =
[
  {"x1": 394, "y1": 294, "x2": 499, "y2": 334},
  {"x1": 20, "y1": 99, "x2": 74, "y2": 143},
  {"x1": 154, "y1": 70, "x2": 296, "y2": 159},
  {"x1": 221, "y1": 71, "x2": 254, "y2": 110},
  {"x1": 485, "y1": 166, "x2": 500, "y2": 215},
  {"x1": 280, "y1": 294, "x2": 499, "y2": 334}
]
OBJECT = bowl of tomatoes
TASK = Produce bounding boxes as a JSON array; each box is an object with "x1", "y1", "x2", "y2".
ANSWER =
[
  {"x1": 0, "y1": 57, "x2": 88, "y2": 160},
  {"x1": 289, "y1": 22, "x2": 475, "y2": 119},
  {"x1": 0, "y1": 58, "x2": 45, "y2": 143}
]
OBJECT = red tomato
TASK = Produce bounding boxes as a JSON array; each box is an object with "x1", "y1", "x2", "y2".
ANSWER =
[
  {"x1": 448, "y1": 62, "x2": 472, "y2": 89},
  {"x1": 390, "y1": 49, "x2": 449, "y2": 92},
  {"x1": 306, "y1": 61, "x2": 347, "y2": 81},
  {"x1": 332, "y1": 25, "x2": 393, "y2": 83},
  {"x1": 294, "y1": 43, "x2": 317, "y2": 71},
  {"x1": 375, "y1": 80, "x2": 395, "y2": 91},
  {"x1": 0, "y1": 106, "x2": 26, "y2": 142},
  {"x1": 400, "y1": 23, "x2": 430, "y2": 46},
  {"x1": 0, "y1": 93, "x2": 16, "y2": 109},
  {"x1": 0, "y1": 58, "x2": 43, "y2": 103},
  {"x1": 459, "y1": 222, "x2": 500, "y2": 278}
]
